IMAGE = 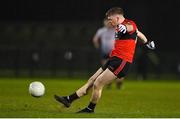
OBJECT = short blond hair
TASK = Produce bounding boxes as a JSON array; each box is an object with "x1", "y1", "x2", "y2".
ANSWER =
[{"x1": 106, "y1": 7, "x2": 124, "y2": 17}]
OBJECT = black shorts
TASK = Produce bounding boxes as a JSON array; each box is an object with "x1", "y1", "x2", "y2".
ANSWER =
[
  {"x1": 100, "y1": 52, "x2": 109, "y2": 60},
  {"x1": 102, "y1": 56, "x2": 131, "y2": 78}
]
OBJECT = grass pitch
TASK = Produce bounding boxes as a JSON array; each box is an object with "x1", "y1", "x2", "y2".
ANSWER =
[{"x1": 0, "y1": 77, "x2": 180, "y2": 118}]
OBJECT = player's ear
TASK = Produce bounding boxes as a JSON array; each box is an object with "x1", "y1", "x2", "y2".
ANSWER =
[{"x1": 116, "y1": 16, "x2": 119, "y2": 22}]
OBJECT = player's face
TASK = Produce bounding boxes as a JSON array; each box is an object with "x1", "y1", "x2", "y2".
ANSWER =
[{"x1": 107, "y1": 15, "x2": 118, "y2": 27}]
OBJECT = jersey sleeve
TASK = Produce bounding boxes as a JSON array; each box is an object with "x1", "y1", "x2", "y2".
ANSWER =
[
  {"x1": 122, "y1": 20, "x2": 137, "y2": 34},
  {"x1": 129, "y1": 21, "x2": 137, "y2": 34}
]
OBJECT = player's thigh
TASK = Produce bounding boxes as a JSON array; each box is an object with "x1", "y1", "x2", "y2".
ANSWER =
[
  {"x1": 87, "y1": 67, "x2": 103, "y2": 85},
  {"x1": 94, "y1": 68, "x2": 117, "y2": 88}
]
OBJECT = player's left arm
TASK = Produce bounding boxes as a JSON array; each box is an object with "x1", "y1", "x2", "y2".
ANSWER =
[
  {"x1": 119, "y1": 22, "x2": 155, "y2": 50},
  {"x1": 137, "y1": 30, "x2": 148, "y2": 44},
  {"x1": 137, "y1": 30, "x2": 155, "y2": 50}
]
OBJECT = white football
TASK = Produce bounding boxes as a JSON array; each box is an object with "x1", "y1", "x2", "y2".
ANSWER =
[{"x1": 29, "y1": 81, "x2": 45, "y2": 97}]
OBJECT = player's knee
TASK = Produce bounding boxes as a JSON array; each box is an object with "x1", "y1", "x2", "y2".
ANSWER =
[{"x1": 93, "y1": 78, "x2": 102, "y2": 90}]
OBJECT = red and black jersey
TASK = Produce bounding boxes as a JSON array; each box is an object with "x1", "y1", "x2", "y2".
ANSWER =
[{"x1": 110, "y1": 19, "x2": 137, "y2": 63}]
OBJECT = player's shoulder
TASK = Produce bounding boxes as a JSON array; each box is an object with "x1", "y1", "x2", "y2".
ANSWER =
[
  {"x1": 124, "y1": 19, "x2": 137, "y2": 30},
  {"x1": 124, "y1": 19, "x2": 136, "y2": 25}
]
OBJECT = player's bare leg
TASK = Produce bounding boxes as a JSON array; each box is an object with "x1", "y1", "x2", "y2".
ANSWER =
[
  {"x1": 91, "y1": 68, "x2": 116, "y2": 103},
  {"x1": 77, "y1": 68, "x2": 117, "y2": 113},
  {"x1": 54, "y1": 68, "x2": 103, "y2": 107},
  {"x1": 76, "y1": 68, "x2": 103, "y2": 97}
]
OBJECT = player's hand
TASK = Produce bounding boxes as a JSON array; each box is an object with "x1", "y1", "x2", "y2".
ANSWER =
[
  {"x1": 118, "y1": 24, "x2": 127, "y2": 34},
  {"x1": 145, "y1": 41, "x2": 155, "y2": 50}
]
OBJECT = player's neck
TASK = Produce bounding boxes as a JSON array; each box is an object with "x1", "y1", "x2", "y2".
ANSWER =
[{"x1": 119, "y1": 17, "x2": 125, "y2": 24}]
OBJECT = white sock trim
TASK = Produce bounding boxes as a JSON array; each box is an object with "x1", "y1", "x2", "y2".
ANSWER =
[
  {"x1": 87, "y1": 107, "x2": 92, "y2": 110},
  {"x1": 67, "y1": 96, "x2": 70, "y2": 100}
]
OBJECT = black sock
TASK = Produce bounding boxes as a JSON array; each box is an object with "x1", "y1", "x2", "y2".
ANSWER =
[
  {"x1": 87, "y1": 102, "x2": 96, "y2": 111},
  {"x1": 67, "y1": 92, "x2": 79, "y2": 103}
]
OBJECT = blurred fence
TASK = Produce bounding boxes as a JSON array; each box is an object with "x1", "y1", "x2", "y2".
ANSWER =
[
  {"x1": 0, "y1": 22, "x2": 179, "y2": 78},
  {"x1": 0, "y1": 47, "x2": 100, "y2": 77}
]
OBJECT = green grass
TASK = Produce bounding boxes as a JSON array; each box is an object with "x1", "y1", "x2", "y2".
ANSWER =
[{"x1": 0, "y1": 77, "x2": 180, "y2": 118}]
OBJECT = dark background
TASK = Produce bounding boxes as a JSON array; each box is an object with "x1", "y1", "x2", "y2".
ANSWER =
[
  {"x1": 1, "y1": 0, "x2": 180, "y2": 51},
  {"x1": 0, "y1": 0, "x2": 179, "y2": 77}
]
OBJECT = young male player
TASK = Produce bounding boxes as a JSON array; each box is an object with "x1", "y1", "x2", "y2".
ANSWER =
[
  {"x1": 54, "y1": 7, "x2": 155, "y2": 113},
  {"x1": 93, "y1": 18, "x2": 152, "y2": 89}
]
